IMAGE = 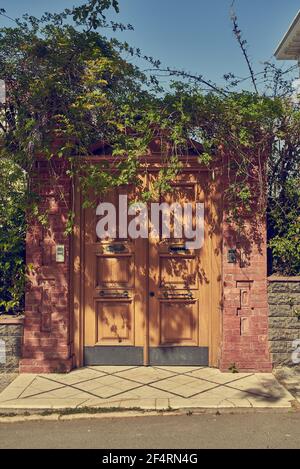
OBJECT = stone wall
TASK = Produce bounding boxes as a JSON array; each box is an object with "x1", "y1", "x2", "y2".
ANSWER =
[
  {"x1": 268, "y1": 277, "x2": 300, "y2": 367},
  {"x1": 0, "y1": 317, "x2": 24, "y2": 372}
]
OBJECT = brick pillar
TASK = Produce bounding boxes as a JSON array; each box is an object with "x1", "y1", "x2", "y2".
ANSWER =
[
  {"x1": 220, "y1": 215, "x2": 272, "y2": 372},
  {"x1": 217, "y1": 148, "x2": 272, "y2": 373},
  {"x1": 20, "y1": 159, "x2": 73, "y2": 373}
]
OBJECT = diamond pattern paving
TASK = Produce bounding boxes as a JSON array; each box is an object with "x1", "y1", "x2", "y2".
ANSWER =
[{"x1": 0, "y1": 366, "x2": 294, "y2": 410}]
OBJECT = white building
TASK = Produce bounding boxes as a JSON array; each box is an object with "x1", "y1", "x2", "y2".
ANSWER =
[
  {"x1": 275, "y1": 10, "x2": 300, "y2": 99},
  {"x1": 275, "y1": 10, "x2": 300, "y2": 62}
]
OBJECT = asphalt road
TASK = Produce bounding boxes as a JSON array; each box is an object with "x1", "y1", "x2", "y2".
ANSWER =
[{"x1": 0, "y1": 412, "x2": 300, "y2": 449}]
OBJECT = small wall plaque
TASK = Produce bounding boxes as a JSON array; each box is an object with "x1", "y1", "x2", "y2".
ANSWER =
[
  {"x1": 56, "y1": 245, "x2": 65, "y2": 263},
  {"x1": 227, "y1": 248, "x2": 237, "y2": 264}
]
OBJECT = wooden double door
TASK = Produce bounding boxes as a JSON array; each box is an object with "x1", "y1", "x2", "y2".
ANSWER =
[{"x1": 82, "y1": 170, "x2": 221, "y2": 367}]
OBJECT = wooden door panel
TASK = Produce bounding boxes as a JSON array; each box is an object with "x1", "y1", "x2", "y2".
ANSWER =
[
  {"x1": 159, "y1": 183, "x2": 197, "y2": 240},
  {"x1": 164, "y1": 183, "x2": 197, "y2": 204},
  {"x1": 96, "y1": 299, "x2": 134, "y2": 345},
  {"x1": 96, "y1": 253, "x2": 134, "y2": 289},
  {"x1": 159, "y1": 254, "x2": 198, "y2": 289},
  {"x1": 160, "y1": 300, "x2": 198, "y2": 345},
  {"x1": 84, "y1": 184, "x2": 146, "y2": 351},
  {"x1": 148, "y1": 171, "x2": 205, "y2": 349}
]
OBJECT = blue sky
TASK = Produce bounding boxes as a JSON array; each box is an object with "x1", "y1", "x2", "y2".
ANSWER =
[{"x1": 0, "y1": 1, "x2": 299, "y2": 88}]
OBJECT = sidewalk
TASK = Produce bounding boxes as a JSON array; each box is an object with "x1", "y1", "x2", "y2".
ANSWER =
[
  {"x1": 0, "y1": 373, "x2": 17, "y2": 394},
  {"x1": 274, "y1": 366, "x2": 300, "y2": 401},
  {"x1": 0, "y1": 366, "x2": 296, "y2": 412}
]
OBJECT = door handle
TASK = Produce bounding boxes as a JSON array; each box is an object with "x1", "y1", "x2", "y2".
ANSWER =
[
  {"x1": 149, "y1": 291, "x2": 155, "y2": 297},
  {"x1": 99, "y1": 290, "x2": 129, "y2": 298},
  {"x1": 162, "y1": 291, "x2": 193, "y2": 299}
]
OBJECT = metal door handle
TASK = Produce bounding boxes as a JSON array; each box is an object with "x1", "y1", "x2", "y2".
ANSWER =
[
  {"x1": 163, "y1": 291, "x2": 193, "y2": 299},
  {"x1": 99, "y1": 290, "x2": 129, "y2": 298}
]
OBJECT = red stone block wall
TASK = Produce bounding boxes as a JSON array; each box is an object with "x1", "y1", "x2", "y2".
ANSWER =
[{"x1": 20, "y1": 159, "x2": 73, "y2": 373}]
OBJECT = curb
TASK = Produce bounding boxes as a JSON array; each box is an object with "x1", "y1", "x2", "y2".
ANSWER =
[{"x1": 0, "y1": 404, "x2": 297, "y2": 423}]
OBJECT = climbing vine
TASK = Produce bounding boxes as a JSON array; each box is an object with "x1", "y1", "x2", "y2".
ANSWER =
[{"x1": 0, "y1": 0, "x2": 299, "y2": 313}]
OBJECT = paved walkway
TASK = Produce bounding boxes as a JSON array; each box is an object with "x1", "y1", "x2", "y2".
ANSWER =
[
  {"x1": 0, "y1": 373, "x2": 17, "y2": 394},
  {"x1": 274, "y1": 366, "x2": 300, "y2": 400},
  {"x1": 0, "y1": 366, "x2": 295, "y2": 411}
]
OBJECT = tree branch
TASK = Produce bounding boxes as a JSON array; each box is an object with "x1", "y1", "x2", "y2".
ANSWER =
[{"x1": 230, "y1": 7, "x2": 258, "y2": 94}]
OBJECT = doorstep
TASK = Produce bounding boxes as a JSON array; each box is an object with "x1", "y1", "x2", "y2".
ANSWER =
[{"x1": 0, "y1": 366, "x2": 295, "y2": 412}]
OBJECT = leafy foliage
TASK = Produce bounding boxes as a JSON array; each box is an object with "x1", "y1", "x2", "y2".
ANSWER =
[
  {"x1": 0, "y1": 158, "x2": 26, "y2": 313},
  {"x1": 268, "y1": 104, "x2": 300, "y2": 275},
  {"x1": 0, "y1": 1, "x2": 299, "y2": 313}
]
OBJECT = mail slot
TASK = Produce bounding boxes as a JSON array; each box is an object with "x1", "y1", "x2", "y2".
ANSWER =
[
  {"x1": 169, "y1": 245, "x2": 188, "y2": 253},
  {"x1": 105, "y1": 243, "x2": 126, "y2": 253}
]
